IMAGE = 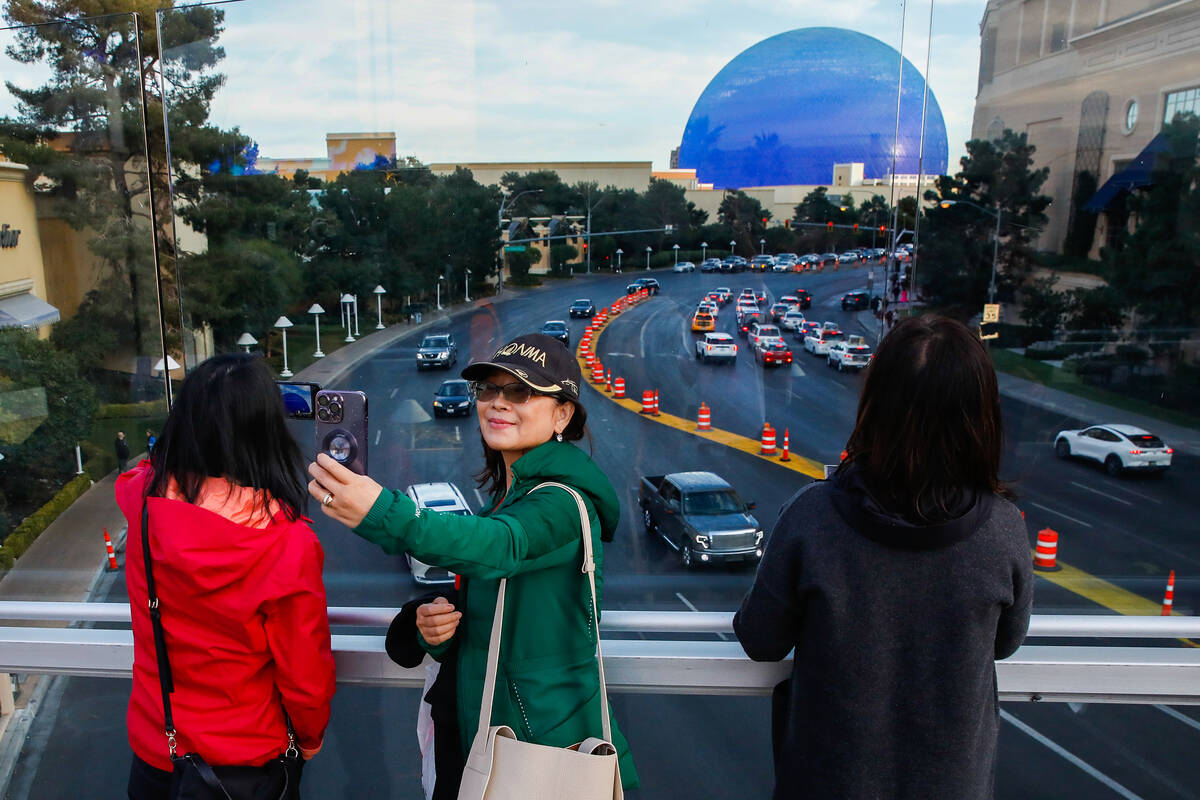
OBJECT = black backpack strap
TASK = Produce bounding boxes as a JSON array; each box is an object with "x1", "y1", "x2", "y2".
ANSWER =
[{"x1": 142, "y1": 498, "x2": 178, "y2": 755}]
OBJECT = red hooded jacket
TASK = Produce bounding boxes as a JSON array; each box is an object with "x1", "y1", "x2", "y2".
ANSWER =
[{"x1": 117, "y1": 463, "x2": 336, "y2": 771}]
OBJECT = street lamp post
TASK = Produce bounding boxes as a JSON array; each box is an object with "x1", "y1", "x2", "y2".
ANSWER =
[
  {"x1": 615, "y1": 248, "x2": 623, "y2": 274},
  {"x1": 498, "y1": 188, "x2": 544, "y2": 291},
  {"x1": 939, "y1": 199, "x2": 1002, "y2": 304},
  {"x1": 436, "y1": 274, "x2": 445, "y2": 310},
  {"x1": 464, "y1": 269, "x2": 471, "y2": 303},
  {"x1": 645, "y1": 246, "x2": 652, "y2": 270},
  {"x1": 352, "y1": 295, "x2": 361, "y2": 337},
  {"x1": 672, "y1": 243, "x2": 680, "y2": 265},
  {"x1": 308, "y1": 303, "x2": 326, "y2": 357},
  {"x1": 274, "y1": 316, "x2": 294, "y2": 377},
  {"x1": 701, "y1": 242, "x2": 708, "y2": 261},
  {"x1": 729, "y1": 239, "x2": 736, "y2": 257},
  {"x1": 760, "y1": 238, "x2": 765, "y2": 254},
  {"x1": 236, "y1": 332, "x2": 257, "y2": 354},
  {"x1": 372, "y1": 285, "x2": 386, "y2": 329},
  {"x1": 340, "y1": 294, "x2": 355, "y2": 342}
]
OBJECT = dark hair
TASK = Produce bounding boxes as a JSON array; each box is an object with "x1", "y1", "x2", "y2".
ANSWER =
[
  {"x1": 474, "y1": 395, "x2": 590, "y2": 498},
  {"x1": 839, "y1": 314, "x2": 1005, "y2": 522},
  {"x1": 145, "y1": 353, "x2": 308, "y2": 522}
]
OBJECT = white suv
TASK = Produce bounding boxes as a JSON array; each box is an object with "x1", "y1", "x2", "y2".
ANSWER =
[
  {"x1": 748, "y1": 322, "x2": 784, "y2": 349},
  {"x1": 403, "y1": 482, "x2": 472, "y2": 584},
  {"x1": 1054, "y1": 424, "x2": 1173, "y2": 476}
]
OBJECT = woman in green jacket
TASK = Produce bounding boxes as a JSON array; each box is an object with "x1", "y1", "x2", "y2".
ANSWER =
[{"x1": 309, "y1": 332, "x2": 638, "y2": 796}]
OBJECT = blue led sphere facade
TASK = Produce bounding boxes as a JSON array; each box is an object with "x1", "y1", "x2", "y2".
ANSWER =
[{"x1": 678, "y1": 28, "x2": 948, "y2": 188}]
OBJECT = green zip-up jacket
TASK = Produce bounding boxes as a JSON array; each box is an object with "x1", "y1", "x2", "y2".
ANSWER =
[{"x1": 354, "y1": 439, "x2": 638, "y2": 789}]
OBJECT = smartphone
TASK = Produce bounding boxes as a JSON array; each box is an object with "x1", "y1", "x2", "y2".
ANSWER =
[
  {"x1": 314, "y1": 389, "x2": 369, "y2": 475},
  {"x1": 277, "y1": 381, "x2": 320, "y2": 420}
]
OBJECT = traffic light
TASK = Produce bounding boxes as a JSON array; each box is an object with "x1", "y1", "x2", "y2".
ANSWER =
[
  {"x1": 827, "y1": 221, "x2": 834, "y2": 230},
  {"x1": 582, "y1": 242, "x2": 588, "y2": 252},
  {"x1": 761, "y1": 217, "x2": 768, "y2": 226},
  {"x1": 784, "y1": 219, "x2": 791, "y2": 229},
  {"x1": 879, "y1": 225, "x2": 886, "y2": 233},
  {"x1": 853, "y1": 223, "x2": 859, "y2": 230}
]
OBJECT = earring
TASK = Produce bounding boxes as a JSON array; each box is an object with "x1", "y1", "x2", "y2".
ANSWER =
[{"x1": 555, "y1": 432, "x2": 564, "y2": 442}]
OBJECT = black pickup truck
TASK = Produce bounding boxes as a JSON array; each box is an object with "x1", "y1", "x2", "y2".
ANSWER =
[{"x1": 638, "y1": 472, "x2": 763, "y2": 569}]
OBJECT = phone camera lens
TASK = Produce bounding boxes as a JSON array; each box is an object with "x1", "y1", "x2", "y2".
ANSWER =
[
  {"x1": 328, "y1": 401, "x2": 343, "y2": 419},
  {"x1": 326, "y1": 432, "x2": 353, "y2": 463},
  {"x1": 317, "y1": 394, "x2": 330, "y2": 407},
  {"x1": 316, "y1": 407, "x2": 331, "y2": 422}
]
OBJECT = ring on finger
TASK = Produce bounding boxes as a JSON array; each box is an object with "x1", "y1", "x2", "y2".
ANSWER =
[{"x1": 322, "y1": 492, "x2": 334, "y2": 507}]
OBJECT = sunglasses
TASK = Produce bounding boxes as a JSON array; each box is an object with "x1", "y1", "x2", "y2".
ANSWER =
[{"x1": 470, "y1": 380, "x2": 543, "y2": 404}]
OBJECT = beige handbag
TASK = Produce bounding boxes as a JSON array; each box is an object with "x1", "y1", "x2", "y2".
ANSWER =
[{"x1": 457, "y1": 482, "x2": 623, "y2": 800}]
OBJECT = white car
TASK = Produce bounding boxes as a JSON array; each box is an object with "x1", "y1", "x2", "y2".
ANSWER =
[
  {"x1": 695, "y1": 332, "x2": 738, "y2": 363},
  {"x1": 780, "y1": 310, "x2": 807, "y2": 331},
  {"x1": 673, "y1": 261, "x2": 696, "y2": 273},
  {"x1": 747, "y1": 322, "x2": 784, "y2": 349},
  {"x1": 403, "y1": 482, "x2": 472, "y2": 584},
  {"x1": 804, "y1": 328, "x2": 845, "y2": 355},
  {"x1": 1054, "y1": 424, "x2": 1173, "y2": 476},
  {"x1": 826, "y1": 335, "x2": 873, "y2": 372}
]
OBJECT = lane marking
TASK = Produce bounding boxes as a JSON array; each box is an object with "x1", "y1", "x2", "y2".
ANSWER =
[
  {"x1": 676, "y1": 591, "x2": 728, "y2": 641},
  {"x1": 374, "y1": 430, "x2": 381, "y2": 445},
  {"x1": 1029, "y1": 502, "x2": 1094, "y2": 528},
  {"x1": 1107, "y1": 483, "x2": 1163, "y2": 505},
  {"x1": 1154, "y1": 704, "x2": 1200, "y2": 735},
  {"x1": 1031, "y1": 557, "x2": 1165, "y2": 616},
  {"x1": 389, "y1": 388, "x2": 398, "y2": 399},
  {"x1": 1000, "y1": 710, "x2": 1146, "y2": 800},
  {"x1": 1069, "y1": 481, "x2": 1133, "y2": 506},
  {"x1": 790, "y1": 363, "x2": 806, "y2": 378}
]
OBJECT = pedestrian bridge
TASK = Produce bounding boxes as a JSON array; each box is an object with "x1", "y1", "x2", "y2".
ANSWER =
[{"x1": 1, "y1": 603, "x2": 1196, "y2": 705}]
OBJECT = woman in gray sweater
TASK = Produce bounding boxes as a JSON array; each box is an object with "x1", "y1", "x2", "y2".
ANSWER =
[{"x1": 734, "y1": 314, "x2": 1033, "y2": 800}]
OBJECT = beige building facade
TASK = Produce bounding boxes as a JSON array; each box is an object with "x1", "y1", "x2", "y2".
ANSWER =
[
  {"x1": 973, "y1": 0, "x2": 1200, "y2": 253},
  {"x1": 0, "y1": 161, "x2": 57, "y2": 338}
]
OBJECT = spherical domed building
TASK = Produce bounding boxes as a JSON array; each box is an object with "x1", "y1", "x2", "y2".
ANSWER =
[{"x1": 677, "y1": 27, "x2": 948, "y2": 189}]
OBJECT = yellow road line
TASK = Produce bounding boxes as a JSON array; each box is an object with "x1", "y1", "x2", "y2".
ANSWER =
[
  {"x1": 577, "y1": 304, "x2": 825, "y2": 479},
  {"x1": 582, "y1": 300, "x2": 1193, "y2": 641}
]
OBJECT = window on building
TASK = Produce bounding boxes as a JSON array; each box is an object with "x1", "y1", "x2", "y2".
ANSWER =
[
  {"x1": 978, "y1": 27, "x2": 997, "y2": 90},
  {"x1": 1049, "y1": 22, "x2": 1068, "y2": 52},
  {"x1": 1163, "y1": 86, "x2": 1200, "y2": 124}
]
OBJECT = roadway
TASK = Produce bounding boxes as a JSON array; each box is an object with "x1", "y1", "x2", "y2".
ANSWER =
[{"x1": 9, "y1": 266, "x2": 1200, "y2": 799}]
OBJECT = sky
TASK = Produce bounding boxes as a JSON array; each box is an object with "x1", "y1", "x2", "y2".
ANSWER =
[{"x1": 3, "y1": 0, "x2": 988, "y2": 175}]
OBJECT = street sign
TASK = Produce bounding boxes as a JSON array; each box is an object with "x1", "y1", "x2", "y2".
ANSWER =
[
  {"x1": 982, "y1": 303, "x2": 1000, "y2": 323},
  {"x1": 503, "y1": 245, "x2": 526, "y2": 252}
]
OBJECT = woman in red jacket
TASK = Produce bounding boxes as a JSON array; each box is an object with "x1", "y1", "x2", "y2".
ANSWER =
[{"x1": 116, "y1": 353, "x2": 336, "y2": 799}]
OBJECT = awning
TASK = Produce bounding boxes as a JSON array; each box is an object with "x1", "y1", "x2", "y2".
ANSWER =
[
  {"x1": 1084, "y1": 133, "x2": 1170, "y2": 212},
  {"x1": 0, "y1": 292, "x2": 61, "y2": 329}
]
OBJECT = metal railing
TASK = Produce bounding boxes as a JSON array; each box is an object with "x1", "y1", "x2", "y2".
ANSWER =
[{"x1": 0, "y1": 603, "x2": 1197, "y2": 704}]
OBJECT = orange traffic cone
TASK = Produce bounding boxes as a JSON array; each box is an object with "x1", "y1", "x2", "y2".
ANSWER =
[
  {"x1": 1162, "y1": 570, "x2": 1176, "y2": 616},
  {"x1": 779, "y1": 428, "x2": 791, "y2": 461},
  {"x1": 605, "y1": 369, "x2": 613, "y2": 393},
  {"x1": 652, "y1": 390, "x2": 661, "y2": 417},
  {"x1": 103, "y1": 528, "x2": 119, "y2": 571}
]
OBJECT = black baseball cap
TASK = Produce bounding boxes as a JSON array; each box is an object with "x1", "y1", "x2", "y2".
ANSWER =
[{"x1": 461, "y1": 333, "x2": 587, "y2": 428}]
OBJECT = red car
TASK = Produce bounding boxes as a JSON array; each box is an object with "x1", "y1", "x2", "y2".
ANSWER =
[{"x1": 755, "y1": 340, "x2": 793, "y2": 366}]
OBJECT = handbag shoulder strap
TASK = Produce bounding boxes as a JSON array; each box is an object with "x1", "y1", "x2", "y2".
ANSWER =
[
  {"x1": 141, "y1": 498, "x2": 179, "y2": 756},
  {"x1": 474, "y1": 481, "x2": 612, "y2": 746}
]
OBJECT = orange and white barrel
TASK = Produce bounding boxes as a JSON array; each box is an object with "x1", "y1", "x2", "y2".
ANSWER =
[
  {"x1": 591, "y1": 361, "x2": 605, "y2": 384},
  {"x1": 1162, "y1": 570, "x2": 1176, "y2": 616},
  {"x1": 640, "y1": 390, "x2": 654, "y2": 414},
  {"x1": 697, "y1": 403, "x2": 711, "y2": 431},
  {"x1": 613, "y1": 377, "x2": 626, "y2": 398},
  {"x1": 585, "y1": 352, "x2": 595, "y2": 369},
  {"x1": 1034, "y1": 528, "x2": 1059, "y2": 570},
  {"x1": 760, "y1": 423, "x2": 777, "y2": 456}
]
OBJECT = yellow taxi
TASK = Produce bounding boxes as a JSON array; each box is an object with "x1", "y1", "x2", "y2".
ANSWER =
[{"x1": 691, "y1": 311, "x2": 716, "y2": 332}]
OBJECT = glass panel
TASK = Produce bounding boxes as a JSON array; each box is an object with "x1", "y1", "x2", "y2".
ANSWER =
[
  {"x1": 0, "y1": 0, "x2": 1195, "y2": 797},
  {"x1": 0, "y1": 9, "x2": 166, "y2": 796}
]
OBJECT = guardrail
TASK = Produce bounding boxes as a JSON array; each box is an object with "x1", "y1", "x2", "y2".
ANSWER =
[{"x1": 1, "y1": 603, "x2": 1197, "y2": 704}]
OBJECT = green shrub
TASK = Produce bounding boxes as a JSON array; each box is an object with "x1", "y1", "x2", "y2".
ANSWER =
[
  {"x1": 0, "y1": 473, "x2": 93, "y2": 568},
  {"x1": 95, "y1": 400, "x2": 167, "y2": 419}
]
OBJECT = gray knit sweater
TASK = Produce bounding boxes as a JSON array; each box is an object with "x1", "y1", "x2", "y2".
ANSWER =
[{"x1": 734, "y1": 469, "x2": 1033, "y2": 800}]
